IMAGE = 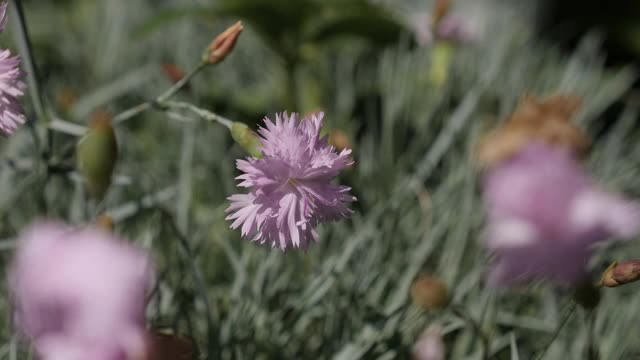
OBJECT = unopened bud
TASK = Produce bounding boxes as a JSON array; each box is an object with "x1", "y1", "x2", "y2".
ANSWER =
[
  {"x1": 161, "y1": 63, "x2": 187, "y2": 87},
  {"x1": 231, "y1": 122, "x2": 263, "y2": 158},
  {"x1": 429, "y1": 42, "x2": 453, "y2": 87},
  {"x1": 599, "y1": 260, "x2": 640, "y2": 288},
  {"x1": 206, "y1": 21, "x2": 243, "y2": 65},
  {"x1": 432, "y1": 0, "x2": 452, "y2": 29},
  {"x1": 95, "y1": 215, "x2": 114, "y2": 232},
  {"x1": 77, "y1": 110, "x2": 118, "y2": 200},
  {"x1": 411, "y1": 274, "x2": 449, "y2": 310},
  {"x1": 573, "y1": 281, "x2": 600, "y2": 310}
]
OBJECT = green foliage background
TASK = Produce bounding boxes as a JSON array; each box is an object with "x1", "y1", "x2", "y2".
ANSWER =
[{"x1": 2, "y1": 0, "x2": 640, "y2": 359}]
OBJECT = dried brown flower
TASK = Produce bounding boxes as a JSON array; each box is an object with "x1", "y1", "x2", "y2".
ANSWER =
[{"x1": 477, "y1": 94, "x2": 590, "y2": 168}]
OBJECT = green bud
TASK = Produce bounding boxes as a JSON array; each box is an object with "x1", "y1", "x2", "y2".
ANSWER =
[
  {"x1": 231, "y1": 122, "x2": 263, "y2": 158},
  {"x1": 429, "y1": 42, "x2": 454, "y2": 87},
  {"x1": 76, "y1": 112, "x2": 118, "y2": 200}
]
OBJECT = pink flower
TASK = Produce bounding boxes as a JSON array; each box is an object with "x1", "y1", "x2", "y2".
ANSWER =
[
  {"x1": 0, "y1": 1, "x2": 26, "y2": 136},
  {"x1": 8, "y1": 222, "x2": 154, "y2": 360},
  {"x1": 413, "y1": 326, "x2": 445, "y2": 360},
  {"x1": 482, "y1": 143, "x2": 640, "y2": 286},
  {"x1": 226, "y1": 112, "x2": 356, "y2": 251},
  {"x1": 412, "y1": 12, "x2": 476, "y2": 46}
]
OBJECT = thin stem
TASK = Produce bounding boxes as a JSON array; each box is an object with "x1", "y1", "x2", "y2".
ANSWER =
[
  {"x1": 112, "y1": 102, "x2": 151, "y2": 125},
  {"x1": 452, "y1": 307, "x2": 490, "y2": 360},
  {"x1": 157, "y1": 61, "x2": 207, "y2": 103},
  {"x1": 11, "y1": 0, "x2": 47, "y2": 124},
  {"x1": 534, "y1": 301, "x2": 576, "y2": 360},
  {"x1": 113, "y1": 61, "x2": 208, "y2": 125},
  {"x1": 164, "y1": 101, "x2": 233, "y2": 129}
]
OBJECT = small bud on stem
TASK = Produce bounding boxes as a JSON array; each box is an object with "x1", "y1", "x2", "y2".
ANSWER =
[
  {"x1": 161, "y1": 63, "x2": 188, "y2": 89},
  {"x1": 231, "y1": 122, "x2": 263, "y2": 158},
  {"x1": 432, "y1": 0, "x2": 452, "y2": 30},
  {"x1": 77, "y1": 110, "x2": 118, "y2": 200},
  {"x1": 95, "y1": 215, "x2": 115, "y2": 232},
  {"x1": 599, "y1": 260, "x2": 640, "y2": 287},
  {"x1": 206, "y1": 21, "x2": 243, "y2": 65}
]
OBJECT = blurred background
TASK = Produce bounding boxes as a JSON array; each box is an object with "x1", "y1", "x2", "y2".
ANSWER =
[{"x1": 2, "y1": 0, "x2": 640, "y2": 358}]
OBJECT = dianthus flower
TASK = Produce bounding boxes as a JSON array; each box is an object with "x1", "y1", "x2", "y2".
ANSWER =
[
  {"x1": 8, "y1": 222, "x2": 154, "y2": 360},
  {"x1": 0, "y1": 1, "x2": 26, "y2": 136},
  {"x1": 226, "y1": 112, "x2": 355, "y2": 251},
  {"x1": 482, "y1": 143, "x2": 640, "y2": 286}
]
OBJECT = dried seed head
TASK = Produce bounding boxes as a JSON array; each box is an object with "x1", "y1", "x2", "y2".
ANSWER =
[
  {"x1": 207, "y1": 21, "x2": 243, "y2": 65},
  {"x1": 477, "y1": 94, "x2": 590, "y2": 169},
  {"x1": 411, "y1": 274, "x2": 449, "y2": 310}
]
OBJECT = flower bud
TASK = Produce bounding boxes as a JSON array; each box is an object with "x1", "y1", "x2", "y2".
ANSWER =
[
  {"x1": 599, "y1": 260, "x2": 640, "y2": 287},
  {"x1": 95, "y1": 215, "x2": 115, "y2": 232},
  {"x1": 77, "y1": 110, "x2": 118, "y2": 200},
  {"x1": 206, "y1": 21, "x2": 243, "y2": 65},
  {"x1": 432, "y1": 0, "x2": 452, "y2": 29},
  {"x1": 410, "y1": 274, "x2": 449, "y2": 310},
  {"x1": 161, "y1": 63, "x2": 188, "y2": 87},
  {"x1": 429, "y1": 42, "x2": 454, "y2": 87},
  {"x1": 231, "y1": 122, "x2": 263, "y2": 158}
]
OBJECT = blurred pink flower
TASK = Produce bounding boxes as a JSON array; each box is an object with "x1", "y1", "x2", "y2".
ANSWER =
[
  {"x1": 482, "y1": 143, "x2": 640, "y2": 286},
  {"x1": 0, "y1": 1, "x2": 26, "y2": 136},
  {"x1": 226, "y1": 112, "x2": 355, "y2": 251},
  {"x1": 8, "y1": 222, "x2": 154, "y2": 360},
  {"x1": 413, "y1": 326, "x2": 445, "y2": 360},
  {"x1": 412, "y1": 12, "x2": 476, "y2": 46}
]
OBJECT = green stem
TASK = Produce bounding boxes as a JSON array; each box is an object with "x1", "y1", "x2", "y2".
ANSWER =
[
  {"x1": 113, "y1": 60, "x2": 208, "y2": 125},
  {"x1": 164, "y1": 101, "x2": 233, "y2": 129},
  {"x1": 157, "y1": 61, "x2": 208, "y2": 103},
  {"x1": 11, "y1": 0, "x2": 47, "y2": 125}
]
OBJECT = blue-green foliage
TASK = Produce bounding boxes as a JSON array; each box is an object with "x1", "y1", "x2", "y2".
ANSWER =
[{"x1": 1, "y1": 0, "x2": 640, "y2": 359}]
